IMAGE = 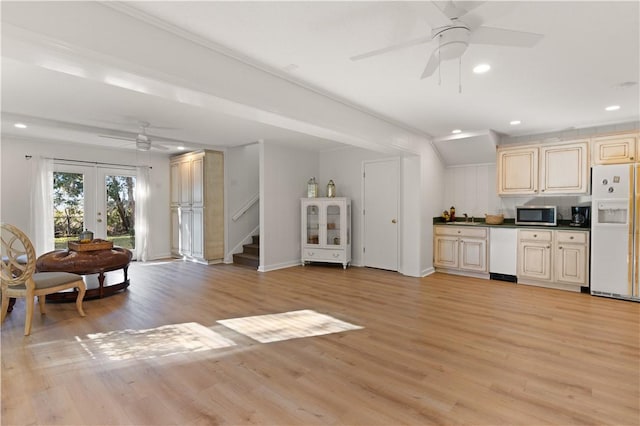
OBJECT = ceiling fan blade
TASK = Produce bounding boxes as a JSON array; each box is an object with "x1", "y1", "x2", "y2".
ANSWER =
[
  {"x1": 99, "y1": 134, "x2": 136, "y2": 142},
  {"x1": 420, "y1": 49, "x2": 440, "y2": 79},
  {"x1": 350, "y1": 35, "x2": 433, "y2": 61},
  {"x1": 451, "y1": 1, "x2": 486, "y2": 16},
  {"x1": 411, "y1": 1, "x2": 454, "y2": 28},
  {"x1": 470, "y1": 26, "x2": 543, "y2": 47}
]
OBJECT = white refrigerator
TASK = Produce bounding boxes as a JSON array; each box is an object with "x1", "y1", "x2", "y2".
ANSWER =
[{"x1": 591, "y1": 164, "x2": 640, "y2": 301}]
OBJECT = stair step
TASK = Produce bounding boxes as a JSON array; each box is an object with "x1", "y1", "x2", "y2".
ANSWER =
[
  {"x1": 242, "y1": 243, "x2": 259, "y2": 256},
  {"x1": 233, "y1": 253, "x2": 259, "y2": 268},
  {"x1": 251, "y1": 235, "x2": 259, "y2": 245}
]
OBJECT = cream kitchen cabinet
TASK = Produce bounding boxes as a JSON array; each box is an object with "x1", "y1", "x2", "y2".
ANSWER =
[
  {"x1": 497, "y1": 145, "x2": 538, "y2": 195},
  {"x1": 497, "y1": 140, "x2": 589, "y2": 195},
  {"x1": 301, "y1": 198, "x2": 351, "y2": 269},
  {"x1": 554, "y1": 231, "x2": 589, "y2": 286},
  {"x1": 170, "y1": 150, "x2": 224, "y2": 264},
  {"x1": 517, "y1": 229, "x2": 589, "y2": 292},
  {"x1": 434, "y1": 225, "x2": 489, "y2": 278},
  {"x1": 517, "y1": 230, "x2": 553, "y2": 282},
  {"x1": 539, "y1": 141, "x2": 589, "y2": 194},
  {"x1": 591, "y1": 133, "x2": 638, "y2": 165}
]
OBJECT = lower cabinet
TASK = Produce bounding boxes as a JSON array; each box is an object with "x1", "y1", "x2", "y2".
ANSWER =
[
  {"x1": 517, "y1": 229, "x2": 589, "y2": 292},
  {"x1": 434, "y1": 225, "x2": 489, "y2": 278}
]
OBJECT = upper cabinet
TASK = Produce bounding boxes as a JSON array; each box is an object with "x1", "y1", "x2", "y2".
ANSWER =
[
  {"x1": 592, "y1": 133, "x2": 638, "y2": 165},
  {"x1": 497, "y1": 140, "x2": 589, "y2": 196},
  {"x1": 497, "y1": 145, "x2": 538, "y2": 195},
  {"x1": 539, "y1": 141, "x2": 589, "y2": 194}
]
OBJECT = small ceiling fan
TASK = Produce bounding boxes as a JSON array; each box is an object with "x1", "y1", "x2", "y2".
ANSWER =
[
  {"x1": 350, "y1": 1, "x2": 544, "y2": 79},
  {"x1": 99, "y1": 121, "x2": 176, "y2": 151}
]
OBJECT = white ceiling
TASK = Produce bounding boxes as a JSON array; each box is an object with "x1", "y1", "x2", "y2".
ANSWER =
[{"x1": 2, "y1": 1, "x2": 639, "y2": 155}]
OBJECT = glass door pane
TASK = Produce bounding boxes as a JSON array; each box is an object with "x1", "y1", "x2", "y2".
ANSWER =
[
  {"x1": 53, "y1": 164, "x2": 96, "y2": 250},
  {"x1": 306, "y1": 204, "x2": 319, "y2": 245},
  {"x1": 53, "y1": 171, "x2": 85, "y2": 249},
  {"x1": 326, "y1": 204, "x2": 341, "y2": 246},
  {"x1": 102, "y1": 172, "x2": 136, "y2": 250}
]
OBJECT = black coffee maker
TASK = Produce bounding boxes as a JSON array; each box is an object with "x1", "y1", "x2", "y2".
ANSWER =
[{"x1": 570, "y1": 206, "x2": 591, "y2": 227}]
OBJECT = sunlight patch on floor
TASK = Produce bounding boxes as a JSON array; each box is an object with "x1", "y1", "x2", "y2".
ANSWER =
[
  {"x1": 217, "y1": 309, "x2": 363, "y2": 343},
  {"x1": 76, "y1": 322, "x2": 236, "y2": 361}
]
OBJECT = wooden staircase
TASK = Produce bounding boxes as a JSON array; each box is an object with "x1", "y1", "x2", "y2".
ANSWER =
[{"x1": 233, "y1": 235, "x2": 259, "y2": 268}]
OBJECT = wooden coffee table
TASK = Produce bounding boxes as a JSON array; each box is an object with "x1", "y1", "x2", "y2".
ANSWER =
[{"x1": 36, "y1": 247, "x2": 132, "y2": 301}]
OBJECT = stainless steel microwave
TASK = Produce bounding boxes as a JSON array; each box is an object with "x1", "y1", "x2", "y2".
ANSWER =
[{"x1": 515, "y1": 206, "x2": 557, "y2": 226}]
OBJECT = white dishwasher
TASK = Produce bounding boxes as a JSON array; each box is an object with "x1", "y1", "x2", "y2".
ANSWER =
[{"x1": 489, "y1": 227, "x2": 518, "y2": 282}]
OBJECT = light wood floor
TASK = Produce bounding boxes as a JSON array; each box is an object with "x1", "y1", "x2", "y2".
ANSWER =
[{"x1": 2, "y1": 262, "x2": 639, "y2": 425}]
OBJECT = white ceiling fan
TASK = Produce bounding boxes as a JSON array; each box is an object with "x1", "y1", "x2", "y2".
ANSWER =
[
  {"x1": 99, "y1": 121, "x2": 176, "y2": 151},
  {"x1": 350, "y1": 1, "x2": 544, "y2": 80}
]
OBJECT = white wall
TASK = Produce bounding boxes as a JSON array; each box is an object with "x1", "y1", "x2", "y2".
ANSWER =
[
  {"x1": 443, "y1": 164, "x2": 501, "y2": 219},
  {"x1": 0, "y1": 137, "x2": 171, "y2": 259},
  {"x1": 401, "y1": 155, "x2": 422, "y2": 276},
  {"x1": 259, "y1": 141, "x2": 318, "y2": 271},
  {"x1": 421, "y1": 143, "x2": 445, "y2": 276},
  {"x1": 225, "y1": 143, "x2": 259, "y2": 261}
]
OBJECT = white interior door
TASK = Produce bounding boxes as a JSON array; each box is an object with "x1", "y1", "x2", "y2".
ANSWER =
[{"x1": 363, "y1": 158, "x2": 399, "y2": 271}]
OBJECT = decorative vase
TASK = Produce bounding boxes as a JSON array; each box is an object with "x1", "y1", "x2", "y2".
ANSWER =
[
  {"x1": 327, "y1": 180, "x2": 336, "y2": 198},
  {"x1": 307, "y1": 177, "x2": 318, "y2": 198}
]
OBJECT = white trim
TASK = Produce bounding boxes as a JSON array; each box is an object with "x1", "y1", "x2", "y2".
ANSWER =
[
  {"x1": 224, "y1": 225, "x2": 260, "y2": 264},
  {"x1": 421, "y1": 267, "x2": 436, "y2": 277},
  {"x1": 258, "y1": 260, "x2": 301, "y2": 272},
  {"x1": 232, "y1": 194, "x2": 259, "y2": 222}
]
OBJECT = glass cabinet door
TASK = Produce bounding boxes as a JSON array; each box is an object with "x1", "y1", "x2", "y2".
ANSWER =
[
  {"x1": 305, "y1": 204, "x2": 320, "y2": 245},
  {"x1": 326, "y1": 203, "x2": 342, "y2": 246}
]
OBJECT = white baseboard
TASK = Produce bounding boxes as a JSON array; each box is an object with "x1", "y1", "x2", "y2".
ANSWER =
[
  {"x1": 258, "y1": 260, "x2": 302, "y2": 272},
  {"x1": 421, "y1": 267, "x2": 435, "y2": 277}
]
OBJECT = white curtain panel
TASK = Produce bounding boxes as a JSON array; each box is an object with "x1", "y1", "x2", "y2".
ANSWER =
[
  {"x1": 135, "y1": 166, "x2": 150, "y2": 262},
  {"x1": 30, "y1": 156, "x2": 54, "y2": 256}
]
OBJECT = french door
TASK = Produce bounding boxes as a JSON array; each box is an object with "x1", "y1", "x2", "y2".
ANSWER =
[{"x1": 53, "y1": 163, "x2": 136, "y2": 253}]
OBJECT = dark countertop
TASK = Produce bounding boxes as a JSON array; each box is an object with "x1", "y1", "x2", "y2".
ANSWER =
[{"x1": 432, "y1": 218, "x2": 590, "y2": 231}]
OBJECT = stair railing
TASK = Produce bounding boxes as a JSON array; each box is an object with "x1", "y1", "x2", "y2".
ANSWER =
[{"x1": 232, "y1": 193, "x2": 259, "y2": 222}]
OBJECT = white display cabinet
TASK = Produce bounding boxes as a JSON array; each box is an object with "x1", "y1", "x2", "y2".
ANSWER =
[{"x1": 301, "y1": 197, "x2": 351, "y2": 269}]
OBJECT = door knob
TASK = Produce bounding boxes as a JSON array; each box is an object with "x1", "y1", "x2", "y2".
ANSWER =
[{"x1": 392, "y1": 219, "x2": 397, "y2": 224}]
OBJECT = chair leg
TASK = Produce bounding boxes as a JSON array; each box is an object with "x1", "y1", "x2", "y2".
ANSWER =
[
  {"x1": 38, "y1": 295, "x2": 47, "y2": 315},
  {"x1": 1, "y1": 293, "x2": 9, "y2": 324},
  {"x1": 75, "y1": 281, "x2": 86, "y2": 317},
  {"x1": 24, "y1": 296, "x2": 34, "y2": 336}
]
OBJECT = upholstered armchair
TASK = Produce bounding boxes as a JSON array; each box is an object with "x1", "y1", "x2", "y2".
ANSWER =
[{"x1": 1, "y1": 223, "x2": 86, "y2": 336}]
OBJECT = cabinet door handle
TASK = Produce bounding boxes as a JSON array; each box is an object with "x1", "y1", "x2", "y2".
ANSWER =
[
  {"x1": 546, "y1": 245, "x2": 550, "y2": 249},
  {"x1": 392, "y1": 219, "x2": 397, "y2": 224},
  {"x1": 533, "y1": 234, "x2": 537, "y2": 238},
  {"x1": 570, "y1": 236, "x2": 574, "y2": 240},
  {"x1": 558, "y1": 246, "x2": 563, "y2": 249}
]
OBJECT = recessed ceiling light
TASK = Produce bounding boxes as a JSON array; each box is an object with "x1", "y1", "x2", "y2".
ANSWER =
[
  {"x1": 473, "y1": 64, "x2": 491, "y2": 74},
  {"x1": 510, "y1": 120, "x2": 521, "y2": 125},
  {"x1": 14, "y1": 123, "x2": 27, "y2": 129},
  {"x1": 605, "y1": 105, "x2": 620, "y2": 111},
  {"x1": 451, "y1": 129, "x2": 462, "y2": 134},
  {"x1": 176, "y1": 146, "x2": 185, "y2": 151}
]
